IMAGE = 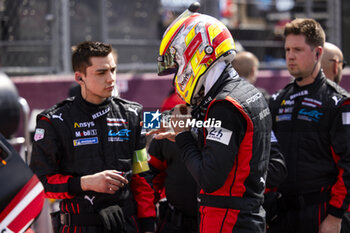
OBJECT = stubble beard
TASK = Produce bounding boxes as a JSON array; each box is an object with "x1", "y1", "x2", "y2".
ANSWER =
[{"x1": 288, "y1": 67, "x2": 302, "y2": 78}]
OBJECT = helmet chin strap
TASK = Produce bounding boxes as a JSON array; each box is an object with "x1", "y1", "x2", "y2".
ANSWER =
[
  {"x1": 191, "y1": 64, "x2": 235, "y2": 119},
  {"x1": 190, "y1": 61, "x2": 227, "y2": 105},
  {"x1": 204, "y1": 61, "x2": 227, "y2": 95}
]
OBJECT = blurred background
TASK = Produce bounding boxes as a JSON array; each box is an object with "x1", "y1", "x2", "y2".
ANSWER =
[
  {"x1": 1, "y1": 0, "x2": 349, "y2": 112},
  {"x1": 1, "y1": 0, "x2": 350, "y2": 126},
  {"x1": 2, "y1": 0, "x2": 350, "y2": 140},
  {"x1": 0, "y1": 0, "x2": 348, "y2": 74}
]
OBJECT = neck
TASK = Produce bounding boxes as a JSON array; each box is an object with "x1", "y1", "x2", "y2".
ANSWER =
[
  {"x1": 80, "y1": 90, "x2": 107, "y2": 105},
  {"x1": 296, "y1": 63, "x2": 320, "y2": 87}
]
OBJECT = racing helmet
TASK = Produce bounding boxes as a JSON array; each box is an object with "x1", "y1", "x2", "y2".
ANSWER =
[{"x1": 158, "y1": 3, "x2": 236, "y2": 105}]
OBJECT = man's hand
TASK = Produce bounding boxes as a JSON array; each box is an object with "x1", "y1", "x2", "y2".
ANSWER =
[
  {"x1": 319, "y1": 214, "x2": 342, "y2": 233},
  {"x1": 81, "y1": 170, "x2": 128, "y2": 194},
  {"x1": 146, "y1": 104, "x2": 191, "y2": 141}
]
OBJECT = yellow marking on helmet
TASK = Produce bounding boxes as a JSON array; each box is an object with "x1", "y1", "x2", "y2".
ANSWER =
[
  {"x1": 159, "y1": 17, "x2": 188, "y2": 55},
  {"x1": 195, "y1": 65, "x2": 207, "y2": 80},
  {"x1": 208, "y1": 24, "x2": 223, "y2": 42},
  {"x1": 190, "y1": 65, "x2": 206, "y2": 98},
  {"x1": 190, "y1": 52, "x2": 199, "y2": 71},
  {"x1": 183, "y1": 63, "x2": 206, "y2": 103},
  {"x1": 215, "y1": 38, "x2": 235, "y2": 57},
  {"x1": 190, "y1": 50, "x2": 206, "y2": 74},
  {"x1": 185, "y1": 27, "x2": 196, "y2": 46},
  {"x1": 175, "y1": 81, "x2": 190, "y2": 104}
]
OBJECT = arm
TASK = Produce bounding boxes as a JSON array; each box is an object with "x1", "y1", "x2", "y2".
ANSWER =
[
  {"x1": 30, "y1": 117, "x2": 128, "y2": 199},
  {"x1": 175, "y1": 101, "x2": 246, "y2": 193},
  {"x1": 319, "y1": 214, "x2": 342, "y2": 233},
  {"x1": 327, "y1": 99, "x2": 350, "y2": 219},
  {"x1": 30, "y1": 116, "x2": 76, "y2": 199},
  {"x1": 318, "y1": 99, "x2": 350, "y2": 233},
  {"x1": 131, "y1": 172, "x2": 156, "y2": 232},
  {"x1": 266, "y1": 131, "x2": 287, "y2": 189},
  {"x1": 147, "y1": 138, "x2": 168, "y2": 203}
]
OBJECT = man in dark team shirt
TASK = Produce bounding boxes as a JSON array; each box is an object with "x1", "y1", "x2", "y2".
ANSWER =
[
  {"x1": 30, "y1": 41, "x2": 155, "y2": 233},
  {"x1": 269, "y1": 18, "x2": 350, "y2": 233}
]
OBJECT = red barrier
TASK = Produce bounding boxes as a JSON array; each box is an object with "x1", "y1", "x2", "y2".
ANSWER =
[{"x1": 12, "y1": 69, "x2": 350, "y2": 113}]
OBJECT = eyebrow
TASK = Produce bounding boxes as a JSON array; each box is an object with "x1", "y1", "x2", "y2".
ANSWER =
[
  {"x1": 95, "y1": 68, "x2": 108, "y2": 72},
  {"x1": 95, "y1": 66, "x2": 116, "y2": 72}
]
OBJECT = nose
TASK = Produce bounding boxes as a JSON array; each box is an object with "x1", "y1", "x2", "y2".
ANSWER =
[
  {"x1": 286, "y1": 50, "x2": 296, "y2": 60},
  {"x1": 107, "y1": 71, "x2": 116, "y2": 83}
]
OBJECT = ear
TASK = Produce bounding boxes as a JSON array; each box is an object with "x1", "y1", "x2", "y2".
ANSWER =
[
  {"x1": 249, "y1": 69, "x2": 257, "y2": 84},
  {"x1": 315, "y1": 47, "x2": 322, "y2": 61},
  {"x1": 332, "y1": 60, "x2": 338, "y2": 76},
  {"x1": 75, "y1": 72, "x2": 84, "y2": 83}
]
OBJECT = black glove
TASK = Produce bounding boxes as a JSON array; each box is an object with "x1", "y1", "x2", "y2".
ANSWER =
[
  {"x1": 263, "y1": 192, "x2": 282, "y2": 225},
  {"x1": 99, "y1": 204, "x2": 126, "y2": 233}
]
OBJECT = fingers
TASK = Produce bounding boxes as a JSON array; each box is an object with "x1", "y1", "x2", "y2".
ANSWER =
[
  {"x1": 99, "y1": 210, "x2": 112, "y2": 231},
  {"x1": 146, "y1": 129, "x2": 158, "y2": 136},
  {"x1": 154, "y1": 132, "x2": 176, "y2": 141},
  {"x1": 108, "y1": 171, "x2": 128, "y2": 184},
  {"x1": 101, "y1": 170, "x2": 128, "y2": 194},
  {"x1": 146, "y1": 126, "x2": 176, "y2": 141},
  {"x1": 146, "y1": 128, "x2": 167, "y2": 136},
  {"x1": 173, "y1": 104, "x2": 188, "y2": 115},
  {"x1": 106, "y1": 181, "x2": 125, "y2": 194}
]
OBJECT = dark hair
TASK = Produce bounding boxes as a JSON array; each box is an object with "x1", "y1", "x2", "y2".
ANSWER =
[
  {"x1": 71, "y1": 41, "x2": 114, "y2": 74},
  {"x1": 284, "y1": 18, "x2": 325, "y2": 48}
]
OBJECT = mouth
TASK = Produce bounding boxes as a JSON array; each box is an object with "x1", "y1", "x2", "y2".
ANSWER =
[
  {"x1": 106, "y1": 86, "x2": 114, "y2": 91},
  {"x1": 288, "y1": 64, "x2": 296, "y2": 69}
]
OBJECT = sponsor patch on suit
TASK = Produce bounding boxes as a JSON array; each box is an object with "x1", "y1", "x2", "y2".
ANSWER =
[
  {"x1": 206, "y1": 127, "x2": 232, "y2": 145},
  {"x1": 34, "y1": 128, "x2": 45, "y2": 141},
  {"x1": 73, "y1": 137, "x2": 98, "y2": 146},
  {"x1": 342, "y1": 112, "x2": 350, "y2": 125}
]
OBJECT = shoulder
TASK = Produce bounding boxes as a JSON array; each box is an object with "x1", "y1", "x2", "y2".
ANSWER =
[
  {"x1": 38, "y1": 97, "x2": 74, "y2": 119},
  {"x1": 274, "y1": 81, "x2": 294, "y2": 96},
  {"x1": 321, "y1": 78, "x2": 350, "y2": 106},
  {"x1": 208, "y1": 100, "x2": 247, "y2": 126},
  {"x1": 111, "y1": 97, "x2": 142, "y2": 108},
  {"x1": 269, "y1": 82, "x2": 294, "y2": 104},
  {"x1": 110, "y1": 97, "x2": 143, "y2": 118},
  {"x1": 324, "y1": 78, "x2": 350, "y2": 97}
]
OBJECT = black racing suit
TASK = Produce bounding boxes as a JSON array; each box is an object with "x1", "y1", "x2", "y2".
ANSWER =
[
  {"x1": 268, "y1": 71, "x2": 350, "y2": 233},
  {"x1": 30, "y1": 93, "x2": 155, "y2": 233},
  {"x1": 175, "y1": 65, "x2": 271, "y2": 233},
  {"x1": 148, "y1": 138, "x2": 198, "y2": 233}
]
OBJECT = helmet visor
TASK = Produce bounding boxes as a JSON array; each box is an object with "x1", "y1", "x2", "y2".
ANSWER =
[{"x1": 158, "y1": 47, "x2": 178, "y2": 76}]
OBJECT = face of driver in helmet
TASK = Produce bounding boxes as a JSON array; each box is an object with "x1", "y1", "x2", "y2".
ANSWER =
[{"x1": 158, "y1": 10, "x2": 236, "y2": 105}]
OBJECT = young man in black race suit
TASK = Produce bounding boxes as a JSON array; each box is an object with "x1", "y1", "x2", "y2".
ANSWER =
[{"x1": 30, "y1": 41, "x2": 155, "y2": 233}]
